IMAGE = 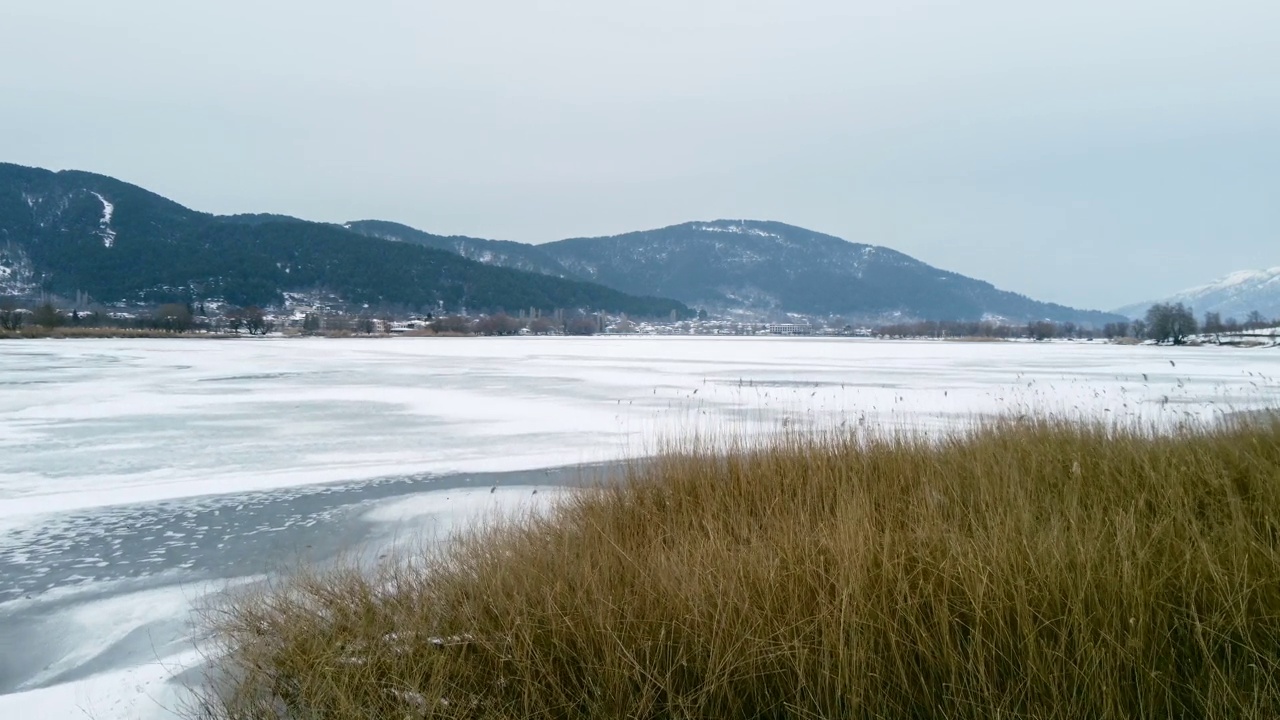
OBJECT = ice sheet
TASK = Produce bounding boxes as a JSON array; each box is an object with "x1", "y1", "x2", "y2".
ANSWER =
[
  {"x1": 0, "y1": 651, "x2": 196, "y2": 720},
  {"x1": 0, "y1": 578, "x2": 240, "y2": 720},
  {"x1": 2, "y1": 337, "x2": 1277, "y2": 523}
]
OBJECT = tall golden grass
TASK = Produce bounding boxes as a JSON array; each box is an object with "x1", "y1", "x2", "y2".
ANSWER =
[{"x1": 195, "y1": 417, "x2": 1280, "y2": 719}]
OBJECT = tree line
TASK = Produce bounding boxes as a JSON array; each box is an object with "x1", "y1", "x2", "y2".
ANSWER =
[
  {"x1": 8, "y1": 294, "x2": 1276, "y2": 343},
  {"x1": 0, "y1": 300, "x2": 277, "y2": 335},
  {"x1": 1132, "y1": 303, "x2": 1276, "y2": 345},
  {"x1": 426, "y1": 312, "x2": 602, "y2": 336},
  {"x1": 873, "y1": 304, "x2": 1277, "y2": 344}
]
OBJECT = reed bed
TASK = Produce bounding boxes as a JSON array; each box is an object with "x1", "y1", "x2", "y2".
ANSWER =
[{"x1": 195, "y1": 416, "x2": 1280, "y2": 719}]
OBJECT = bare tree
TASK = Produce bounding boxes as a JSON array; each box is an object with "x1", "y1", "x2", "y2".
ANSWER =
[
  {"x1": 302, "y1": 313, "x2": 321, "y2": 334},
  {"x1": 0, "y1": 298, "x2": 22, "y2": 331},
  {"x1": 224, "y1": 307, "x2": 244, "y2": 334},
  {"x1": 430, "y1": 315, "x2": 474, "y2": 335},
  {"x1": 874, "y1": 320, "x2": 1024, "y2": 339},
  {"x1": 243, "y1": 306, "x2": 267, "y2": 335},
  {"x1": 1145, "y1": 303, "x2": 1197, "y2": 345},
  {"x1": 32, "y1": 302, "x2": 63, "y2": 328},
  {"x1": 1202, "y1": 311, "x2": 1223, "y2": 343},
  {"x1": 155, "y1": 303, "x2": 194, "y2": 333},
  {"x1": 475, "y1": 314, "x2": 523, "y2": 335},
  {"x1": 1027, "y1": 321, "x2": 1057, "y2": 341},
  {"x1": 324, "y1": 314, "x2": 351, "y2": 333},
  {"x1": 564, "y1": 314, "x2": 598, "y2": 336},
  {"x1": 1102, "y1": 321, "x2": 1131, "y2": 339}
]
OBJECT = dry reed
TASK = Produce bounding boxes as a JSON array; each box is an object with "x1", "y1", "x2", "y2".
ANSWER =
[{"x1": 194, "y1": 416, "x2": 1280, "y2": 719}]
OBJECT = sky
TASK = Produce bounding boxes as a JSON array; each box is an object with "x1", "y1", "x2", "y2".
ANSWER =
[{"x1": 2, "y1": 1, "x2": 1277, "y2": 310}]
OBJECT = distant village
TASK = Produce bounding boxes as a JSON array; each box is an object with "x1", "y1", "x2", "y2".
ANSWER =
[{"x1": 2, "y1": 291, "x2": 1277, "y2": 346}]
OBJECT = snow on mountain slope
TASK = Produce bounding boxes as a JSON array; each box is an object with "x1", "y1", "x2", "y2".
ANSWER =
[
  {"x1": 537, "y1": 219, "x2": 1122, "y2": 324},
  {"x1": 90, "y1": 191, "x2": 116, "y2": 248},
  {"x1": 1115, "y1": 267, "x2": 1280, "y2": 320},
  {"x1": 0, "y1": 244, "x2": 36, "y2": 295}
]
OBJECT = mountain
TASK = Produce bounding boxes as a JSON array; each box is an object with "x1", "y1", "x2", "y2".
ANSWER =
[
  {"x1": 345, "y1": 220, "x2": 569, "y2": 278},
  {"x1": 1114, "y1": 268, "x2": 1280, "y2": 321},
  {"x1": 0, "y1": 163, "x2": 691, "y2": 318},
  {"x1": 1, "y1": 162, "x2": 1122, "y2": 325},
  {"x1": 351, "y1": 218, "x2": 1121, "y2": 325}
]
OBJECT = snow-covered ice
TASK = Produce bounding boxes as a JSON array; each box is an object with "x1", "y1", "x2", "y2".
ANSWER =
[
  {"x1": 4, "y1": 336, "x2": 1276, "y2": 523},
  {"x1": 0, "y1": 578, "x2": 239, "y2": 720},
  {"x1": 1, "y1": 336, "x2": 1278, "y2": 719},
  {"x1": 0, "y1": 648, "x2": 200, "y2": 720}
]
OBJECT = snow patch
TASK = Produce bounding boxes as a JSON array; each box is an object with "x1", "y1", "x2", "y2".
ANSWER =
[
  {"x1": 0, "y1": 651, "x2": 198, "y2": 720},
  {"x1": 696, "y1": 223, "x2": 782, "y2": 240},
  {"x1": 0, "y1": 244, "x2": 37, "y2": 294},
  {"x1": 90, "y1": 192, "x2": 117, "y2": 249}
]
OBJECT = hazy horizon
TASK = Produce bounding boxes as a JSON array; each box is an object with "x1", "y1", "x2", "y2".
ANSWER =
[{"x1": 3, "y1": 1, "x2": 1277, "y2": 310}]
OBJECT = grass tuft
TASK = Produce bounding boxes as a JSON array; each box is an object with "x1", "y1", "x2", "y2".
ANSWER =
[{"x1": 195, "y1": 416, "x2": 1280, "y2": 719}]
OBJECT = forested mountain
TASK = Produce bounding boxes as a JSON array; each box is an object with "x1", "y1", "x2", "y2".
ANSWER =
[
  {"x1": 352, "y1": 218, "x2": 1122, "y2": 325},
  {"x1": 540, "y1": 221, "x2": 1124, "y2": 323},
  {"x1": 0, "y1": 163, "x2": 691, "y2": 317},
  {"x1": 1, "y1": 161, "x2": 1123, "y2": 324}
]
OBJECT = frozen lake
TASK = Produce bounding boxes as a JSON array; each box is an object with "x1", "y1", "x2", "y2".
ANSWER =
[{"x1": 1, "y1": 336, "x2": 1278, "y2": 718}]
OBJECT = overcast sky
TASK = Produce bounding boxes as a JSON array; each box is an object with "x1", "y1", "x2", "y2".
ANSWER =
[{"x1": 3, "y1": 1, "x2": 1277, "y2": 310}]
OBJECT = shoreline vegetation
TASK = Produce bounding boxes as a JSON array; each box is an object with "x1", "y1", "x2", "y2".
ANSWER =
[
  {"x1": 4, "y1": 299, "x2": 1279, "y2": 344},
  {"x1": 3, "y1": 317, "x2": 1278, "y2": 345},
  {"x1": 4, "y1": 328, "x2": 1276, "y2": 347},
  {"x1": 196, "y1": 416, "x2": 1280, "y2": 720},
  {"x1": 0, "y1": 327, "x2": 244, "y2": 339},
  {"x1": 5, "y1": 328, "x2": 1277, "y2": 347}
]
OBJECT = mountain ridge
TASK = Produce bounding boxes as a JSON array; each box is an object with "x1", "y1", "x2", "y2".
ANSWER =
[
  {"x1": 0, "y1": 163, "x2": 691, "y2": 318},
  {"x1": 1114, "y1": 267, "x2": 1280, "y2": 321},
  {"x1": 1, "y1": 162, "x2": 1121, "y2": 324},
  {"x1": 351, "y1": 218, "x2": 1122, "y2": 325}
]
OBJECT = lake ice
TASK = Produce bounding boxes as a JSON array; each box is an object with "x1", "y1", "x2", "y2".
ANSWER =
[{"x1": 1, "y1": 336, "x2": 1277, "y2": 718}]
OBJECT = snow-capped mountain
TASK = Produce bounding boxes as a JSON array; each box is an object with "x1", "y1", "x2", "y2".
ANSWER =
[
  {"x1": 1114, "y1": 267, "x2": 1280, "y2": 321},
  {"x1": 353, "y1": 218, "x2": 1122, "y2": 325}
]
